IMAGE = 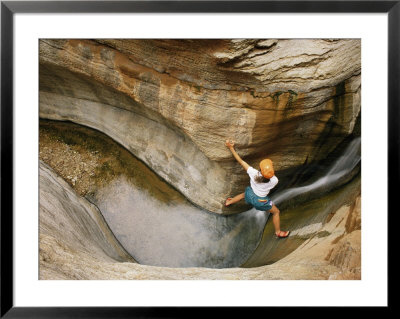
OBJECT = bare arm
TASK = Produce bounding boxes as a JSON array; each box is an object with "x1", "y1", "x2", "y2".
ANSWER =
[{"x1": 225, "y1": 140, "x2": 250, "y2": 172}]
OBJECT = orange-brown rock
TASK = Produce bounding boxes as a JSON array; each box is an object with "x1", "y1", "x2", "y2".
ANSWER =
[{"x1": 39, "y1": 39, "x2": 360, "y2": 214}]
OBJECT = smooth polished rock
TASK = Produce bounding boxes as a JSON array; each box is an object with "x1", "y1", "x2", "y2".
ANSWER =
[
  {"x1": 39, "y1": 124, "x2": 268, "y2": 269},
  {"x1": 39, "y1": 159, "x2": 361, "y2": 280},
  {"x1": 39, "y1": 160, "x2": 136, "y2": 279}
]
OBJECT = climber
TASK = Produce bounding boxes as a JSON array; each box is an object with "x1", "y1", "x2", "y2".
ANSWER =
[{"x1": 224, "y1": 140, "x2": 290, "y2": 238}]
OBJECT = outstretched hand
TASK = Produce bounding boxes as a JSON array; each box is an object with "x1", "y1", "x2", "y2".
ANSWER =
[
  {"x1": 225, "y1": 139, "x2": 235, "y2": 149},
  {"x1": 225, "y1": 139, "x2": 249, "y2": 171}
]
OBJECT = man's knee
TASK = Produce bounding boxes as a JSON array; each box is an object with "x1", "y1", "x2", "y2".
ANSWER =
[{"x1": 270, "y1": 205, "x2": 280, "y2": 214}]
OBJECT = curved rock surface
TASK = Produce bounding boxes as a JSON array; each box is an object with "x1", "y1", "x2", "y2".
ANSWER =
[
  {"x1": 39, "y1": 160, "x2": 361, "y2": 280},
  {"x1": 39, "y1": 120, "x2": 360, "y2": 270},
  {"x1": 39, "y1": 121, "x2": 268, "y2": 268},
  {"x1": 39, "y1": 161, "x2": 136, "y2": 279},
  {"x1": 39, "y1": 39, "x2": 360, "y2": 214}
]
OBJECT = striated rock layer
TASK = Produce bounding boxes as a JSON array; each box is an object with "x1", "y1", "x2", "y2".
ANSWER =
[
  {"x1": 39, "y1": 160, "x2": 360, "y2": 280},
  {"x1": 39, "y1": 39, "x2": 361, "y2": 214}
]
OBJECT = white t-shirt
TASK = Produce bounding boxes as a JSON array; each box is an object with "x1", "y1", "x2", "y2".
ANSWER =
[{"x1": 247, "y1": 166, "x2": 278, "y2": 197}]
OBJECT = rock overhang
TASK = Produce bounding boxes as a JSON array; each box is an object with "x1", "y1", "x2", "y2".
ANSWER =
[{"x1": 39, "y1": 39, "x2": 361, "y2": 214}]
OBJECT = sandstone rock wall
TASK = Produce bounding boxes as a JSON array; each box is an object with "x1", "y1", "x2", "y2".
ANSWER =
[{"x1": 39, "y1": 39, "x2": 361, "y2": 214}]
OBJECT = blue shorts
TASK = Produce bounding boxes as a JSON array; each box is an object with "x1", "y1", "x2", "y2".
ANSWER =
[{"x1": 244, "y1": 186, "x2": 273, "y2": 211}]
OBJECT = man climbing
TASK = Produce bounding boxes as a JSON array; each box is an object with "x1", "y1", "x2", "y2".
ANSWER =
[{"x1": 225, "y1": 140, "x2": 290, "y2": 238}]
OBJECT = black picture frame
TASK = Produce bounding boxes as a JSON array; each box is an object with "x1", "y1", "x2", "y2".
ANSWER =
[{"x1": 1, "y1": 0, "x2": 396, "y2": 317}]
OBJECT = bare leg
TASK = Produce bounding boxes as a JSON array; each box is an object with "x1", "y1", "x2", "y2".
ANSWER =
[
  {"x1": 225, "y1": 193, "x2": 245, "y2": 206},
  {"x1": 269, "y1": 205, "x2": 290, "y2": 237}
]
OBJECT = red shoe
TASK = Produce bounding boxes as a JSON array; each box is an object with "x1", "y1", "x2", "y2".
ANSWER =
[{"x1": 275, "y1": 230, "x2": 290, "y2": 238}]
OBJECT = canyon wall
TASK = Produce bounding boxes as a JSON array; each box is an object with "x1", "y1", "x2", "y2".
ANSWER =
[{"x1": 39, "y1": 39, "x2": 361, "y2": 214}]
